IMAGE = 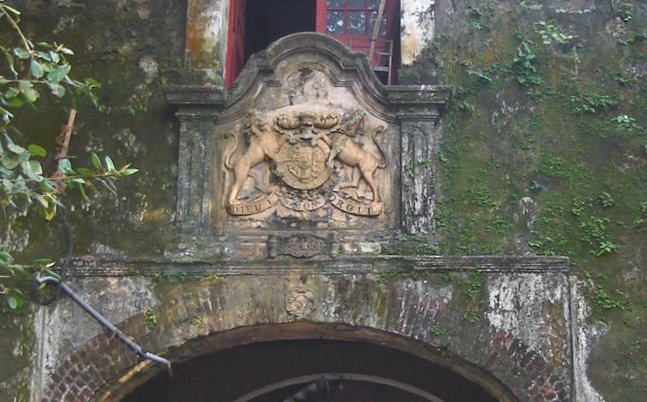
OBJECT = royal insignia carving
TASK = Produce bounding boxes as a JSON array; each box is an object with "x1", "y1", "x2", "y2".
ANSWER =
[
  {"x1": 285, "y1": 287, "x2": 315, "y2": 318},
  {"x1": 223, "y1": 104, "x2": 388, "y2": 218},
  {"x1": 275, "y1": 142, "x2": 331, "y2": 190}
]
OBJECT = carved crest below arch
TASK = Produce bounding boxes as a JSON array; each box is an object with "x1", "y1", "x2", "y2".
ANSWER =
[
  {"x1": 213, "y1": 48, "x2": 399, "y2": 233},
  {"x1": 165, "y1": 32, "x2": 452, "y2": 243}
]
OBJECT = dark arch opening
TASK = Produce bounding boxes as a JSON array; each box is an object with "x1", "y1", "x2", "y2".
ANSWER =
[
  {"x1": 120, "y1": 340, "x2": 501, "y2": 402},
  {"x1": 245, "y1": 0, "x2": 317, "y2": 62}
]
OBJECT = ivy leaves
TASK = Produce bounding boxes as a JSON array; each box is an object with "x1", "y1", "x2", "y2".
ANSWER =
[
  {"x1": 0, "y1": 1, "x2": 136, "y2": 311},
  {"x1": 0, "y1": 132, "x2": 138, "y2": 222},
  {"x1": 1, "y1": 42, "x2": 84, "y2": 109},
  {"x1": 0, "y1": 3, "x2": 100, "y2": 122}
]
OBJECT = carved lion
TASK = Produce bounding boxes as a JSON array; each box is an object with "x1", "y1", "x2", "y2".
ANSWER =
[
  {"x1": 325, "y1": 110, "x2": 388, "y2": 204},
  {"x1": 224, "y1": 109, "x2": 280, "y2": 205}
]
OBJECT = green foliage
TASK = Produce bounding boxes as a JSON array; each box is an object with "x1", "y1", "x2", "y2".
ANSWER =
[
  {"x1": 144, "y1": 309, "x2": 157, "y2": 330},
  {"x1": 459, "y1": 268, "x2": 485, "y2": 321},
  {"x1": 0, "y1": 2, "x2": 136, "y2": 311},
  {"x1": 467, "y1": 185, "x2": 497, "y2": 207},
  {"x1": 380, "y1": 235, "x2": 439, "y2": 256},
  {"x1": 430, "y1": 326, "x2": 448, "y2": 336},
  {"x1": 466, "y1": 6, "x2": 486, "y2": 30},
  {"x1": 593, "y1": 288, "x2": 632, "y2": 312},
  {"x1": 616, "y1": 2, "x2": 634, "y2": 22},
  {"x1": 512, "y1": 41, "x2": 542, "y2": 86},
  {"x1": 571, "y1": 199, "x2": 587, "y2": 217},
  {"x1": 534, "y1": 21, "x2": 568, "y2": 45},
  {"x1": 440, "y1": 268, "x2": 486, "y2": 321},
  {"x1": 404, "y1": 160, "x2": 414, "y2": 178},
  {"x1": 0, "y1": 5, "x2": 98, "y2": 119},
  {"x1": 486, "y1": 216, "x2": 512, "y2": 236},
  {"x1": 0, "y1": 250, "x2": 23, "y2": 310},
  {"x1": 1, "y1": 143, "x2": 137, "y2": 218},
  {"x1": 638, "y1": 201, "x2": 647, "y2": 214},
  {"x1": 461, "y1": 268, "x2": 484, "y2": 301},
  {"x1": 580, "y1": 216, "x2": 617, "y2": 256},
  {"x1": 434, "y1": 5, "x2": 647, "y2": 396},
  {"x1": 191, "y1": 314, "x2": 206, "y2": 329},
  {"x1": 598, "y1": 192, "x2": 615, "y2": 208},
  {"x1": 467, "y1": 69, "x2": 493, "y2": 83},
  {"x1": 611, "y1": 114, "x2": 637, "y2": 130},
  {"x1": 634, "y1": 201, "x2": 647, "y2": 230},
  {"x1": 198, "y1": 272, "x2": 222, "y2": 284},
  {"x1": 419, "y1": 158, "x2": 431, "y2": 168},
  {"x1": 538, "y1": 155, "x2": 565, "y2": 177},
  {"x1": 527, "y1": 234, "x2": 565, "y2": 257},
  {"x1": 152, "y1": 271, "x2": 189, "y2": 283},
  {"x1": 570, "y1": 93, "x2": 616, "y2": 114}
]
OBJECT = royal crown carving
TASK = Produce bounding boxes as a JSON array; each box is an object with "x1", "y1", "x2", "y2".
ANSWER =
[{"x1": 223, "y1": 104, "x2": 388, "y2": 218}]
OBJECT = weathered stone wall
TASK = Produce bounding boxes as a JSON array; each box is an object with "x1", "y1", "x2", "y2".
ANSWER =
[
  {"x1": 0, "y1": 1, "x2": 645, "y2": 401},
  {"x1": 422, "y1": 1, "x2": 647, "y2": 401},
  {"x1": 1, "y1": 2, "x2": 186, "y2": 401},
  {"x1": 33, "y1": 257, "x2": 570, "y2": 402}
]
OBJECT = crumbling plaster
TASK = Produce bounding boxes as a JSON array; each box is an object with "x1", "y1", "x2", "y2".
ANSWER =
[
  {"x1": 0, "y1": 1, "x2": 633, "y2": 401},
  {"x1": 400, "y1": 0, "x2": 435, "y2": 65},
  {"x1": 33, "y1": 257, "x2": 572, "y2": 402}
]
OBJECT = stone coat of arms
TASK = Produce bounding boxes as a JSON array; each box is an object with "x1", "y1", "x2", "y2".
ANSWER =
[{"x1": 223, "y1": 103, "x2": 388, "y2": 218}]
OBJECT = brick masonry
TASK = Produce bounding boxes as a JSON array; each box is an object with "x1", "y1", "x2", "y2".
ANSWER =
[{"x1": 38, "y1": 258, "x2": 573, "y2": 402}]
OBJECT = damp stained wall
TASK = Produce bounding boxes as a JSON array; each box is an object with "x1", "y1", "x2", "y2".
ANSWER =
[{"x1": 0, "y1": 1, "x2": 646, "y2": 401}]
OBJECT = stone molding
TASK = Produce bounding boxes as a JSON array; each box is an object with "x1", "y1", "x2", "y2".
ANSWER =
[
  {"x1": 61, "y1": 255, "x2": 569, "y2": 277},
  {"x1": 40, "y1": 271, "x2": 572, "y2": 402}
]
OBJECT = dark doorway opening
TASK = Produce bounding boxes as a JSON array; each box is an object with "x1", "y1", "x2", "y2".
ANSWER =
[
  {"x1": 120, "y1": 340, "x2": 501, "y2": 402},
  {"x1": 226, "y1": 0, "x2": 400, "y2": 88},
  {"x1": 245, "y1": 0, "x2": 317, "y2": 61}
]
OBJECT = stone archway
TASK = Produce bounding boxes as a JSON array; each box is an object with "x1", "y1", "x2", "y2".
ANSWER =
[
  {"x1": 98, "y1": 322, "x2": 518, "y2": 402},
  {"x1": 38, "y1": 259, "x2": 572, "y2": 402}
]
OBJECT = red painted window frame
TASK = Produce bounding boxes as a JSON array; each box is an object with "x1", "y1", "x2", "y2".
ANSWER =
[
  {"x1": 316, "y1": 0, "x2": 327, "y2": 33},
  {"x1": 226, "y1": 0, "x2": 398, "y2": 88},
  {"x1": 315, "y1": 0, "x2": 398, "y2": 66},
  {"x1": 225, "y1": 0, "x2": 246, "y2": 89}
]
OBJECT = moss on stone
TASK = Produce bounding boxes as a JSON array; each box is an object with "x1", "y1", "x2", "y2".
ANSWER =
[{"x1": 415, "y1": 1, "x2": 647, "y2": 399}]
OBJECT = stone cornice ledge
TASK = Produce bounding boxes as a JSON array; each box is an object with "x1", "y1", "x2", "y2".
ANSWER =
[
  {"x1": 64, "y1": 255, "x2": 569, "y2": 277},
  {"x1": 385, "y1": 85, "x2": 452, "y2": 121},
  {"x1": 163, "y1": 85, "x2": 227, "y2": 106},
  {"x1": 385, "y1": 85, "x2": 452, "y2": 106}
]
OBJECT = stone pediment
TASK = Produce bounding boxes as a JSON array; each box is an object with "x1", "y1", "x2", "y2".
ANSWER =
[
  {"x1": 227, "y1": 32, "x2": 393, "y2": 113},
  {"x1": 165, "y1": 33, "x2": 450, "y2": 259}
]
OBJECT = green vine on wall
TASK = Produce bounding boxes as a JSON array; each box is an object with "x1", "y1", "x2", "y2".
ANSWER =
[{"x1": 0, "y1": 2, "x2": 136, "y2": 311}]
